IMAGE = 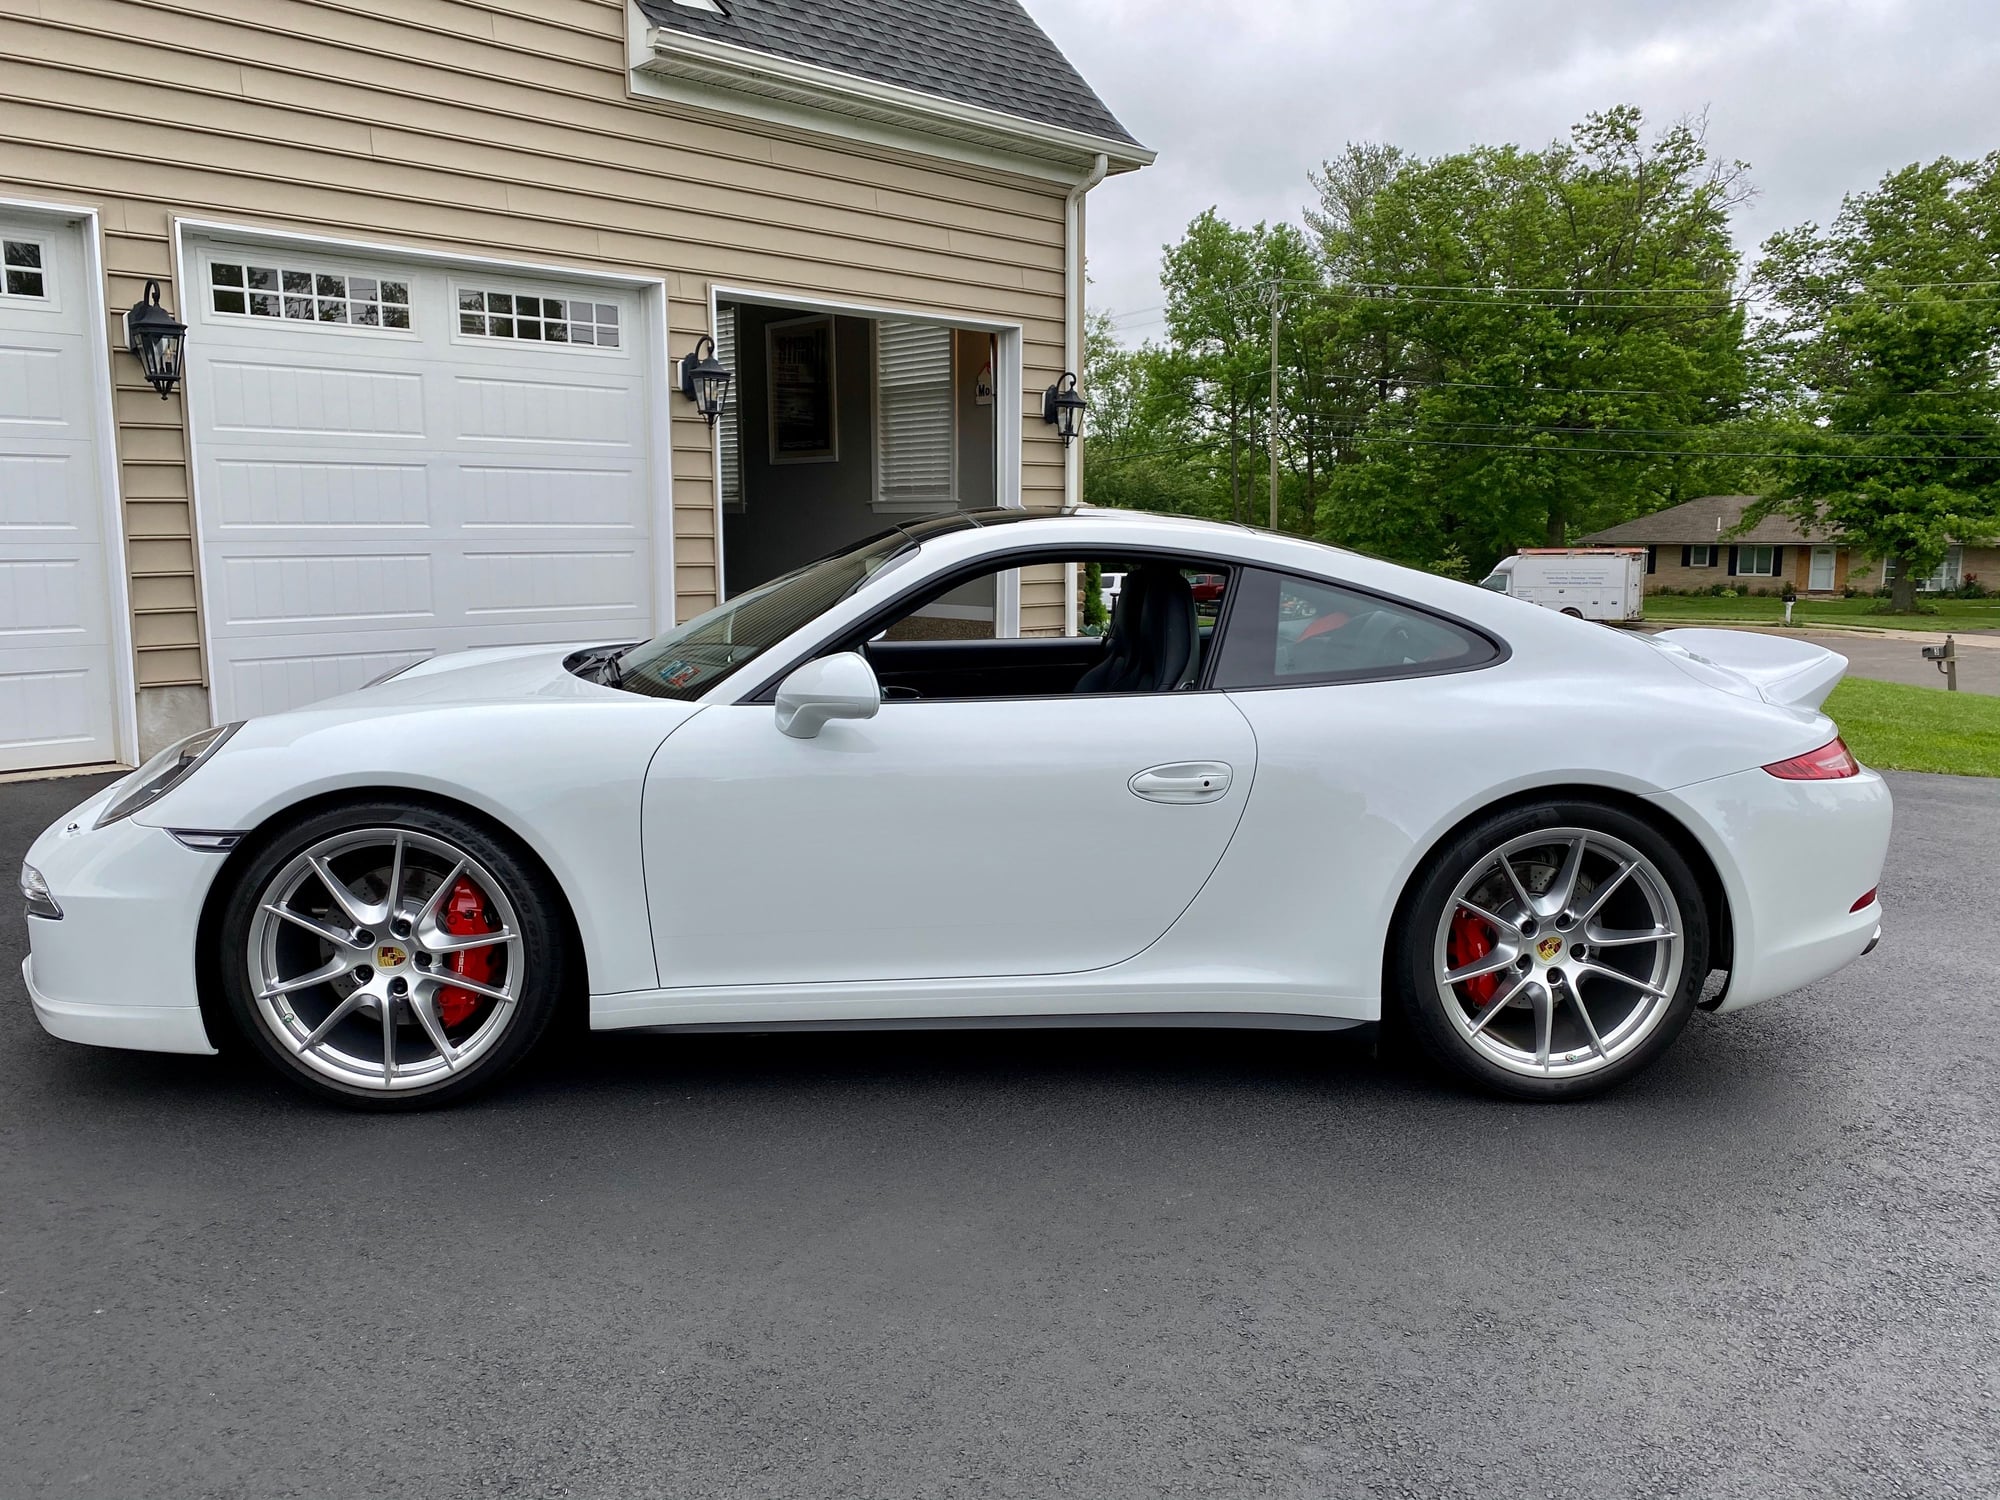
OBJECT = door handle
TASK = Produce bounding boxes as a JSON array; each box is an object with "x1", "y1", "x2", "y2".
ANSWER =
[{"x1": 1129, "y1": 761, "x2": 1233, "y2": 804}]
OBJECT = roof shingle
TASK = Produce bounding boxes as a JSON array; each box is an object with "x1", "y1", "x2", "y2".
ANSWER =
[
  {"x1": 637, "y1": 0, "x2": 1142, "y2": 147},
  {"x1": 1582, "y1": 495, "x2": 1836, "y2": 546}
]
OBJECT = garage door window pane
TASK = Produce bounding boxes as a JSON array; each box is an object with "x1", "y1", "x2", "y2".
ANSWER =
[
  {"x1": 212, "y1": 258, "x2": 411, "y2": 330},
  {"x1": 458, "y1": 286, "x2": 619, "y2": 348}
]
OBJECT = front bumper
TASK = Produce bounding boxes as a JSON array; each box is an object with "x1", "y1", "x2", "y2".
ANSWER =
[
  {"x1": 1653, "y1": 765, "x2": 1892, "y2": 1012},
  {"x1": 19, "y1": 783, "x2": 220, "y2": 1055}
]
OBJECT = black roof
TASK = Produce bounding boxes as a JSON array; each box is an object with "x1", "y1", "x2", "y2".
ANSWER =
[{"x1": 637, "y1": 0, "x2": 1141, "y2": 147}]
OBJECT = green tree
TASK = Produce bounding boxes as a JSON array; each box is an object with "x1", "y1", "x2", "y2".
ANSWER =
[
  {"x1": 1081, "y1": 309, "x2": 1224, "y2": 517},
  {"x1": 1309, "y1": 107, "x2": 1754, "y2": 569},
  {"x1": 1751, "y1": 155, "x2": 2000, "y2": 610},
  {"x1": 1154, "y1": 210, "x2": 1268, "y2": 522}
]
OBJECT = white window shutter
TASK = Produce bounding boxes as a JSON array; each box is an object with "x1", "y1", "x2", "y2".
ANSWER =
[
  {"x1": 876, "y1": 320, "x2": 953, "y2": 510},
  {"x1": 715, "y1": 307, "x2": 742, "y2": 512}
]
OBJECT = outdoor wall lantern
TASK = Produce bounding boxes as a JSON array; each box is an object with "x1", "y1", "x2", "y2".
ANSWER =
[
  {"x1": 124, "y1": 279, "x2": 187, "y2": 400},
  {"x1": 1042, "y1": 371, "x2": 1087, "y2": 445},
  {"x1": 678, "y1": 334, "x2": 733, "y2": 425}
]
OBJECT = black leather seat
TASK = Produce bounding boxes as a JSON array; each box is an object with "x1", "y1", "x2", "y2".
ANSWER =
[{"x1": 1074, "y1": 564, "x2": 1200, "y2": 693}]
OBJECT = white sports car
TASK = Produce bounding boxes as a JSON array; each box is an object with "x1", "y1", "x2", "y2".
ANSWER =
[{"x1": 20, "y1": 508, "x2": 1890, "y2": 1108}]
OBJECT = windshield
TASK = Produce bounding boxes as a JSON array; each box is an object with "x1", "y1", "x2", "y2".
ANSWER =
[{"x1": 614, "y1": 530, "x2": 919, "y2": 700}]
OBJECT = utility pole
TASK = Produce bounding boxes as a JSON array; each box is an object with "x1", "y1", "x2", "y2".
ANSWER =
[{"x1": 1268, "y1": 280, "x2": 1282, "y2": 531}]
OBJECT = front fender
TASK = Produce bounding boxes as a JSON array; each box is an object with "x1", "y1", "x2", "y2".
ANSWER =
[{"x1": 135, "y1": 699, "x2": 702, "y2": 996}]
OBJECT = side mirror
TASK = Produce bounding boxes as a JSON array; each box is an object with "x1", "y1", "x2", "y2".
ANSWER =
[{"x1": 774, "y1": 652, "x2": 881, "y2": 739}]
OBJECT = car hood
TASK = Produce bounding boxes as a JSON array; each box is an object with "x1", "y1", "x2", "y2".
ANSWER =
[{"x1": 317, "y1": 642, "x2": 629, "y2": 711}]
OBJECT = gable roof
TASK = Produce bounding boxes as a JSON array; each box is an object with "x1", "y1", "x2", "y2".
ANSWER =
[
  {"x1": 1583, "y1": 494, "x2": 1837, "y2": 547},
  {"x1": 636, "y1": 0, "x2": 1142, "y2": 149}
]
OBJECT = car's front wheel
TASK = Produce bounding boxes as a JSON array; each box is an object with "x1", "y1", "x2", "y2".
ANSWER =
[
  {"x1": 1393, "y1": 800, "x2": 1709, "y2": 1100},
  {"x1": 218, "y1": 801, "x2": 569, "y2": 1109}
]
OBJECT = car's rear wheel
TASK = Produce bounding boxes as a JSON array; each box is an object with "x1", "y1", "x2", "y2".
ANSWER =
[
  {"x1": 218, "y1": 801, "x2": 568, "y2": 1109},
  {"x1": 1393, "y1": 800, "x2": 1708, "y2": 1100}
]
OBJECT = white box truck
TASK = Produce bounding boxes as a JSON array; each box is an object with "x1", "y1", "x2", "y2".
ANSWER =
[{"x1": 1478, "y1": 548, "x2": 1646, "y2": 623}]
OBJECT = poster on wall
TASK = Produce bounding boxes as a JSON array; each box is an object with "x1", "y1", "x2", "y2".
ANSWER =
[{"x1": 766, "y1": 313, "x2": 838, "y2": 463}]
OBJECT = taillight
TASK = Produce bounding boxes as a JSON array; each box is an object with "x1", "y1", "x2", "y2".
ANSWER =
[
  {"x1": 1850, "y1": 887, "x2": 1878, "y2": 913},
  {"x1": 1763, "y1": 737, "x2": 1860, "y2": 780}
]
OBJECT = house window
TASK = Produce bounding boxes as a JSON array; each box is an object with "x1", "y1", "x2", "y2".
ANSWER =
[
  {"x1": 1884, "y1": 547, "x2": 1963, "y2": 592},
  {"x1": 1737, "y1": 545, "x2": 1778, "y2": 577},
  {"x1": 457, "y1": 288, "x2": 620, "y2": 347},
  {"x1": 3, "y1": 239, "x2": 47, "y2": 298},
  {"x1": 875, "y1": 320, "x2": 954, "y2": 512},
  {"x1": 715, "y1": 306, "x2": 742, "y2": 513},
  {"x1": 210, "y1": 261, "x2": 411, "y2": 328},
  {"x1": 1685, "y1": 544, "x2": 1716, "y2": 568}
]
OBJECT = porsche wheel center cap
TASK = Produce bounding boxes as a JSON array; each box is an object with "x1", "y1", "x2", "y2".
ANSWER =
[
  {"x1": 376, "y1": 943, "x2": 408, "y2": 970},
  {"x1": 1535, "y1": 935, "x2": 1564, "y2": 963}
]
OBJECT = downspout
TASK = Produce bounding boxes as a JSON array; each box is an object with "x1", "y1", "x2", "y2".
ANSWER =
[
  {"x1": 1063, "y1": 150, "x2": 1109, "y2": 512},
  {"x1": 1062, "y1": 152, "x2": 1108, "y2": 635}
]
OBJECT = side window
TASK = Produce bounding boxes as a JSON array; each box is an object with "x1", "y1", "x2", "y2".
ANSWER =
[
  {"x1": 1213, "y1": 569, "x2": 1499, "y2": 688},
  {"x1": 846, "y1": 554, "x2": 1234, "y2": 700}
]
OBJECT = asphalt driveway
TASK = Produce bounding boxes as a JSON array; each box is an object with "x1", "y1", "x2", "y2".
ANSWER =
[{"x1": 1, "y1": 769, "x2": 1996, "y2": 1499}]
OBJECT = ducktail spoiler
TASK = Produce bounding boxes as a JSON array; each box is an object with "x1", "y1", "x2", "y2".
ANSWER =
[{"x1": 1647, "y1": 628, "x2": 1848, "y2": 710}]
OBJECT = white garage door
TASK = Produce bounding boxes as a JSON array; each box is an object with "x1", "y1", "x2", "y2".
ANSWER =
[
  {"x1": 0, "y1": 215, "x2": 120, "y2": 773},
  {"x1": 186, "y1": 238, "x2": 658, "y2": 721}
]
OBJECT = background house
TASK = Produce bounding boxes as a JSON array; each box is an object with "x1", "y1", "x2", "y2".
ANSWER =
[
  {"x1": 0, "y1": 0, "x2": 1149, "y2": 773},
  {"x1": 1584, "y1": 495, "x2": 1998, "y2": 595}
]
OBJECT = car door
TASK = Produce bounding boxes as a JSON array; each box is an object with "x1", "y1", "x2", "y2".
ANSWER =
[{"x1": 640, "y1": 688, "x2": 1257, "y2": 991}]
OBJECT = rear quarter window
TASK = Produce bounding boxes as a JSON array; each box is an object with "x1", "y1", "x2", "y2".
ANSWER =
[{"x1": 1213, "y1": 569, "x2": 1502, "y2": 688}]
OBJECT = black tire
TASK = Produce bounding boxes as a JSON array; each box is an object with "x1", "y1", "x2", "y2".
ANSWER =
[
  {"x1": 1560, "y1": 606, "x2": 1584, "y2": 618},
  {"x1": 1391, "y1": 798, "x2": 1709, "y2": 1101},
  {"x1": 218, "y1": 799, "x2": 570, "y2": 1110}
]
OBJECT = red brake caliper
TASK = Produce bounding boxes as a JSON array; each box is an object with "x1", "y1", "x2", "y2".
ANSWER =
[
  {"x1": 1448, "y1": 909, "x2": 1501, "y2": 1006},
  {"x1": 437, "y1": 877, "x2": 497, "y2": 1028}
]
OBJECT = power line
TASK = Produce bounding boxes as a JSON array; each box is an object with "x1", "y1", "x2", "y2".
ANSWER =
[
  {"x1": 1093, "y1": 433, "x2": 2000, "y2": 463},
  {"x1": 1095, "y1": 274, "x2": 2000, "y2": 333},
  {"x1": 1324, "y1": 417, "x2": 2000, "y2": 442},
  {"x1": 1319, "y1": 375, "x2": 1992, "y2": 402},
  {"x1": 1326, "y1": 435, "x2": 2000, "y2": 461}
]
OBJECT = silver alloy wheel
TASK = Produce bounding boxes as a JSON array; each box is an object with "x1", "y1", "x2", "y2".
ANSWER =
[
  {"x1": 1431, "y1": 826, "x2": 1685, "y2": 1080},
  {"x1": 246, "y1": 828, "x2": 525, "y2": 1092}
]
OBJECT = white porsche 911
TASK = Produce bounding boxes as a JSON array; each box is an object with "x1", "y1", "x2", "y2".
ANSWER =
[{"x1": 20, "y1": 508, "x2": 1890, "y2": 1108}]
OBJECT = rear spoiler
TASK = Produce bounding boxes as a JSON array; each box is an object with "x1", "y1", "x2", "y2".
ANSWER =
[{"x1": 1648, "y1": 628, "x2": 1848, "y2": 710}]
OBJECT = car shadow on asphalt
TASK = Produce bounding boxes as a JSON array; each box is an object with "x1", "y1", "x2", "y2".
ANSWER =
[{"x1": 16, "y1": 1010, "x2": 1768, "y2": 1127}]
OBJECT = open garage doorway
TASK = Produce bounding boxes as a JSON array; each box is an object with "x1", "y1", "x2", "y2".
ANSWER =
[{"x1": 712, "y1": 291, "x2": 1022, "y2": 636}]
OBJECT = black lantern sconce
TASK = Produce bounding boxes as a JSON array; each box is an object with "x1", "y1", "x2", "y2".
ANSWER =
[
  {"x1": 677, "y1": 334, "x2": 733, "y2": 426},
  {"x1": 124, "y1": 279, "x2": 187, "y2": 400},
  {"x1": 1042, "y1": 371, "x2": 1087, "y2": 445}
]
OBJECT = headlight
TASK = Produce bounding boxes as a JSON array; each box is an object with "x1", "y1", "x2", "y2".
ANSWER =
[
  {"x1": 95, "y1": 723, "x2": 242, "y2": 829},
  {"x1": 20, "y1": 862, "x2": 60, "y2": 920}
]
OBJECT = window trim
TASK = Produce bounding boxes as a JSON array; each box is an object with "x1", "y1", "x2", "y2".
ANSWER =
[
  {"x1": 0, "y1": 234, "x2": 52, "y2": 303},
  {"x1": 1684, "y1": 544, "x2": 1716, "y2": 569},
  {"x1": 741, "y1": 543, "x2": 1250, "y2": 704},
  {"x1": 1208, "y1": 566, "x2": 1508, "y2": 692}
]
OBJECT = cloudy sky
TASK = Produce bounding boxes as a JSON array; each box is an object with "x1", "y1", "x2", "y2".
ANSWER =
[{"x1": 1019, "y1": 0, "x2": 2000, "y2": 345}]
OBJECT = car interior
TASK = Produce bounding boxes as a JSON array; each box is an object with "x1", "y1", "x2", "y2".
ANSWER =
[{"x1": 849, "y1": 556, "x2": 1229, "y2": 701}]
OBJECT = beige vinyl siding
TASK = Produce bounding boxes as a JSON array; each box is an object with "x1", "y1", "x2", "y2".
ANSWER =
[{"x1": 0, "y1": 0, "x2": 1076, "y2": 685}]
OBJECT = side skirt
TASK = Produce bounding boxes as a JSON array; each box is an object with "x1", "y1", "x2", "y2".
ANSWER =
[{"x1": 633, "y1": 1011, "x2": 1368, "y2": 1036}]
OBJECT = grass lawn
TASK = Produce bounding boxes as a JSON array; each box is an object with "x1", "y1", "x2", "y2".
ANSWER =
[
  {"x1": 1646, "y1": 593, "x2": 2000, "y2": 634},
  {"x1": 1825, "y1": 677, "x2": 2000, "y2": 778}
]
